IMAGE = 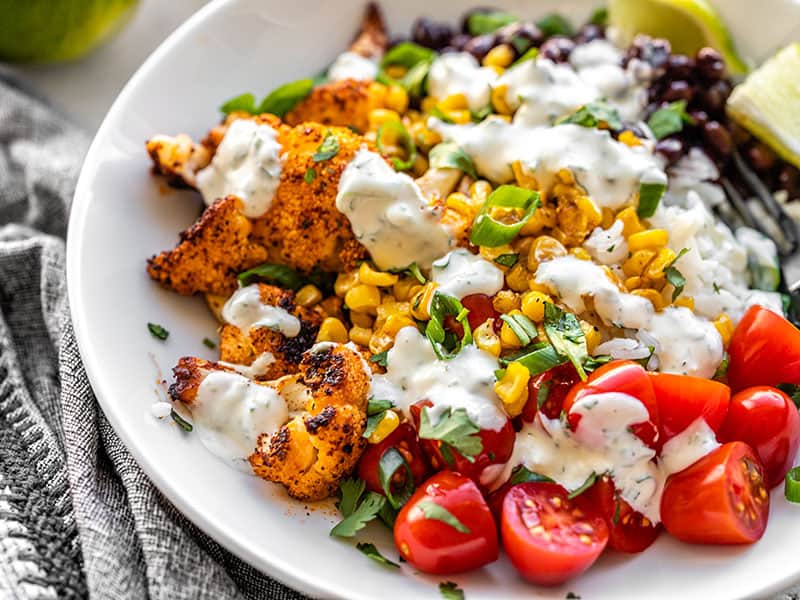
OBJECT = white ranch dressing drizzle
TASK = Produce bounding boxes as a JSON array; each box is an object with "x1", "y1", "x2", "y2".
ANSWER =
[
  {"x1": 427, "y1": 52, "x2": 498, "y2": 111},
  {"x1": 429, "y1": 118, "x2": 665, "y2": 209},
  {"x1": 336, "y1": 149, "x2": 454, "y2": 270},
  {"x1": 327, "y1": 51, "x2": 379, "y2": 81},
  {"x1": 431, "y1": 249, "x2": 504, "y2": 299},
  {"x1": 370, "y1": 326, "x2": 507, "y2": 431},
  {"x1": 196, "y1": 119, "x2": 282, "y2": 218},
  {"x1": 222, "y1": 285, "x2": 301, "y2": 337},
  {"x1": 658, "y1": 417, "x2": 720, "y2": 476},
  {"x1": 535, "y1": 255, "x2": 723, "y2": 378},
  {"x1": 219, "y1": 352, "x2": 276, "y2": 378},
  {"x1": 192, "y1": 371, "x2": 288, "y2": 470}
]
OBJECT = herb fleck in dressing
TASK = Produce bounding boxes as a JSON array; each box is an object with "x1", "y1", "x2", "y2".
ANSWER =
[
  {"x1": 196, "y1": 119, "x2": 282, "y2": 218},
  {"x1": 431, "y1": 249, "x2": 504, "y2": 299},
  {"x1": 222, "y1": 284, "x2": 301, "y2": 338},
  {"x1": 336, "y1": 149, "x2": 454, "y2": 270}
]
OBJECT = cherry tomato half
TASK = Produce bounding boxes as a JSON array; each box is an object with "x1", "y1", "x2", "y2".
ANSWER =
[
  {"x1": 410, "y1": 400, "x2": 515, "y2": 488},
  {"x1": 462, "y1": 293, "x2": 500, "y2": 331},
  {"x1": 563, "y1": 360, "x2": 659, "y2": 447},
  {"x1": 523, "y1": 363, "x2": 581, "y2": 422},
  {"x1": 720, "y1": 386, "x2": 800, "y2": 488},
  {"x1": 728, "y1": 305, "x2": 800, "y2": 391},
  {"x1": 660, "y1": 441, "x2": 769, "y2": 545},
  {"x1": 358, "y1": 423, "x2": 429, "y2": 499},
  {"x1": 394, "y1": 471, "x2": 498, "y2": 574},
  {"x1": 501, "y1": 482, "x2": 609, "y2": 585},
  {"x1": 648, "y1": 372, "x2": 730, "y2": 446},
  {"x1": 582, "y1": 475, "x2": 661, "y2": 553}
]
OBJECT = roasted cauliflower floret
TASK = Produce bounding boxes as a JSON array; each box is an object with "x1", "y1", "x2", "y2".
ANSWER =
[
  {"x1": 146, "y1": 195, "x2": 268, "y2": 296},
  {"x1": 146, "y1": 133, "x2": 212, "y2": 188},
  {"x1": 349, "y1": 2, "x2": 387, "y2": 60},
  {"x1": 218, "y1": 284, "x2": 323, "y2": 379}
]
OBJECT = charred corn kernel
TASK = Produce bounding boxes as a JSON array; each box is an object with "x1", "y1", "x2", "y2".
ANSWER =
[
  {"x1": 410, "y1": 282, "x2": 439, "y2": 320},
  {"x1": 628, "y1": 229, "x2": 669, "y2": 252},
  {"x1": 493, "y1": 290, "x2": 520, "y2": 313},
  {"x1": 624, "y1": 276, "x2": 643, "y2": 290},
  {"x1": 617, "y1": 207, "x2": 645, "y2": 237},
  {"x1": 511, "y1": 160, "x2": 538, "y2": 189},
  {"x1": 393, "y1": 277, "x2": 421, "y2": 301},
  {"x1": 601, "y1": 207, "x2": 615, "y2": 230},
  {"x1": 334, "y1": 270, "x2": 359, "y2": 297},
  {"x1": 527, "y1": 235, "x2": 568, "y2": 271},
  {"x1": 358, "y1": 262, "x2": 399, "y2": 287},
  {"x1": 442, "y1": 109, "x2": 472, "y2": 124},
  {"x1": 479, "y1": 243, "x2": 515, "y2": 262},
  {"x1": 570, "y1": 247, "x2": 592, "y2": 260},
  {"x1": 622, "y1": 249, "x2": 657, "y2": 277},
  {"x1": 295, "y1": 284, "x2": 322, "y2": 307},
  {"x1": 368, "y1": 410, "x2": 400, "y2": 444},
  {"x1": 483, "y1": 44, "x2": 515, "y2": 68},
  {"x1": 368, "y1": 108, "x2": 401, "y2": 130},
  {"x1": 713, "y1": 313, "x2": 735, "y2": 346},
  {"x1": 520, "y1": 204, "x2": 556, "y2": 236},
  {"x1": 411, "y1": 154, "x2": 429, "y2": 177},
  {"x1": 384, "y1": 65, "x2": 407, "y2": 80},
  {"x1": 349, "y1": 325, "x2": 373, "y2": 347},
  {"x1": 644, "y1": 247, "x2": 677, "y2": 282},
  {"x1": 521, "y1": 291, "x2": 550, "y2": 323},
  {"x1": 470, "y1": 180, "x2": 493, "y2": 204},
  {"x1": 350, "y1": 311, "x2": 374, "y2": 328},
  {"x1": 550, "y1": 227, "x2": 570, "y2": 246},
  {"x1": 576, "y1": 196, "x2": 603, "y2": 227},
  {"x1": 318, "y1": 296, "x2": 343, "y2": 319},
  {"x1": 385, "y1": 85, "x2": 409, "y2": 114},
  {"x1": 316, "y1": 317, "x2": 348, "y2": 344},
  {"x1": 446, "y1": 192, "x2": 477, "y2": 217},
  {"x1": 580, "y1": 321, "x2": 602, "y2": 353},
  {"x1": 439, "y1": 93, "x2": 469, "y2": 110},
  {"x1": 674, "y1": 295, "x2": 695, "y2": 310},
  {"x1": 632, "y1": 288, "x2": 665, "y2": 310},
  {"x1": 474, "y1": 319, "x2": 502, "y2": 357},
  {"x1": 491, "y1": 84, "x2": 513, "y2": 115},
  {"x1": 494, "y1": 361, "x2": 530, "y2": 417},
  {"x1": 618, "y1": 130, "x2": 642, "y2": 147},
  {"x1": 556, "y1": 169, "x2": 575, "y2": 185},
  {"x1": 345, "y1": 284, "x2": 381, "y2": 313},
  {"x1": 506, "y1": 262, "x2": 532, "y2": 292},
  {"x1": 408, "y1": 121, "x2": 441, "y2": 151}
]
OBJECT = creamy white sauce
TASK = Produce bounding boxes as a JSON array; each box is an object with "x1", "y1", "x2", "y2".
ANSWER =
[
  {"x1": 193, "y1": 371, "x2": 288, "y2": 470},
  {"x1": 431, "y1": 249, "x2": 504, "y2": 299},
  {"x1": 222, "y1": 285, "x2": 301, "y2": 337},
  {"x1": 196, "y1": 119, "x2": 282, "y2": 218},
  {"x1": 150, "y1": 401, "x2": 173, "y2": 419},
  {"x1": 430, "y1": 118, "x2": 665, "y2": 209},
  {"x1": 327, "y1": 51, "x2": 379, "y2": 81},
  {"x1": 336, "y1": 149, "x2": 454, "y2": 270},
  {"x1": 645, "y1": 307, "x2": 723, "y2": 377},
  {"x1": 428, "y1": 52, "x2": 498, "y2": 111},
  {"x1": 370, "y1": 326, "x2": 507, "y2": 431},
  {"x1": 220, "y1": 352, "x2": 276, "y2": 378},
  {"x1": 658, "y1": 417, "x2": 720, "y2": 476}
]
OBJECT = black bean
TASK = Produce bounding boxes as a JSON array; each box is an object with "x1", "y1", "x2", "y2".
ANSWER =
[
  {"x1": 746, "y1": 142, "x2": 777, "y2": 172},
  {"x1": 655, "y1": 137, "x2": 685, "y2": 165},
  {"x1": 662, "y1": 80, "x2": 695, "y2": 102},
  {"x1": 626, "y1": 34, "x2": 670, "y2": 76},
  {"x1": 703, "y1": 121, "x2": 733, "y2": 157},
  {"x1": 778, "y1": 165, "x2": 800, "y2": 197},
  {"x1": 497, "y1": 21, "x2": 544, "y2": 53},
  {"x1": 449, "y1": 33, "x2": 471, "y2": 51},
  {"x1": 700, "y1": 80, "x2": 732, "y2": 114},
  {"x1": 728, "y1": 121, "x2": 752, "y2": 145},
  {"x1": 689, "y1": 109, "x2": 709, "y2": 128},
  {"x1": 574, "y1": 24, "x2": 605, "y2": 44},
  {"x1": 539, "y1": 36, "x2": 575, "y2": 62},
  {"x1": 411, "y1": 17, "x2": 453, "y2": 50},
  {"x1": 463, "y1": 34, "x2": 497, "y2": 61},
  {"x1": 666, "y1": 54, "x2": 694, "y2": 80},
  {"x1": 695, "y1": 47, "x2": 726, "y2": 81}
]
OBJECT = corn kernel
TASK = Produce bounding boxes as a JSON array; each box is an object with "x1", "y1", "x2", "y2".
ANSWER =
[
  {"x1": 511, "y1": 160, "x2": 538, "y2": 189},
  {"x1": 358, "y1": 262, "x2": 399, "y2": 287},
  {"x1": 295, "y1": 284, "x2": 322, "y2": 307},
  {"x1": 528, "y1": 281, "x2": 551, "y2": 294},
  {"x1": 345, "y1": 284, "x2": 381, "y2": 313},
  {"x1": 492, "y1": 290, "x2": 520, "y2": 314},
  {"x1": 474, "y1": 319, "x2": 502, "y2": 357},
  {"x1": 570, "y1": 247, "x2": 592, "y2": 261},
  {"x1": 349, "y1": 325, "x2": 373, "y2": 347},
  {"x1": 500, "y1": 309, "x2": 528, "y2": 349},
  {"x1": 410, "y1": 282, "x2": 439, "y2": 320},
  {"x1": 494, "y1": 361, "x2": 530, "y2": 417},
  {"x1": 318, "y1": 296, "x2": 343, "y2": 319},
  {"x1": 411, "y1": 154, "x2": 429, "y2": 177},
  {"x1": 506, "y1": 262, "x2": 532, "y2": 292},
  {"x1": 527, "y1": 235, "x2": 568, "y2": 271},
  {"x1": 421, "y1": 95, "x2": 439, "y2": 114},
  {"x1": 628, "y1": 229, "x2": 669, "y2": 252},
  {"x1": 580, "y1": 320, "x2": 602, "y2": 353},
  {"x1": 479, "y1": 244, "x2": 514, "y2": 262},
  {"x1": 644, "y1": 247, "x2": 677, "y2": 282},
  {"x1": 442, "y1": 109, "x2": 472, "y2": 124},
  {"x1": 601, "y1": 207, "x2": 615, "y2": 230},
  {"x1": 393, "y1": 277, "x2": 420, "y2": 301},
  {"x1": 316, "y1": 317, "x2": 348, "y2": 344},
  {"x1": 483, "y1": 44, "x2": 515, "y2": 68},
  {"x1": 368, "y1": 410, "x2": 400, "y2": 444},
  {"x1": 489, "y1": 84, "x2": 512, "y2": 115},
  {"x1": 446, "y1": 192, "x2": 478, "y2": 217},
  {"x1": 624, "y1": 276, "x2": 643, "y2": 290},
  {"x1": 334, "y1": 270, "x2": 359, "y2": 297},
  {"x1": 368, "y1": 108, "x2": 401, "y2": 130},
  {"x1": 470, "y1": 180, "x2": 493, "y2": 205},
  {"x1": 622, "y1": 249, "x2": 656, "y2": 277},
  {"x1": 673, "y1": 295, "x2": 695, "y2": 310},
  {"x1": 618, "y1": 130, "x2": 642, "y2": 147},
  {"x1": 439, "y1": 93, "x2": 469, "y2": 110},
  {"x1": 521, "y1": 291, "x2": 550, "y2": 323},
  {"x1": 576, "y1": 196, "x2": 603, "y2": 228},
  {"x1": 384, "y1": 65, "x2": 407, "y2": 79},
  {"x1": 617, "y1": 206, "x2": 645, "y2": 237},
  {"x1": 350, "y1": 311, "x2": 374, "y2": 328},
  {"x1": 713, "y1": 313, "x2": 735, "y2": 346},
  {"x1": 385, "y1": 85, "x2": 409, "y2": 114},
  {"x1": 632, "y1": 288, "x2": 665, "y2": 310}
]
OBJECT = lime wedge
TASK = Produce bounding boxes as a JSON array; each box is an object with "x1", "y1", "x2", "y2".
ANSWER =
[
  {"x1": 608, "y1": 0, "x2": 749, "y2": 75},
  {"x1": 727, "y1": 44, "x2": 800, "y2": 169}
]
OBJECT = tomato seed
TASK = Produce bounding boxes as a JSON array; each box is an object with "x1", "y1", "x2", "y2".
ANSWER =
[
  {"x1": 550, "y1": 496, "x2": 563, "y2": 507},
  {"x1": 530, "y1": 525, "x2": 545, "y2": 535},
  {"x1": 524, "y1": 499, "x2": 536, "y2": 508},
  {"x1": 641, "y1": 517, "x2": 651, "y2": 527},
  {"x1": 579, "y1": 534, "x2": 592, "y2": 545},
  {"x1": 735, "y1": 501, "x2": 746, "y2": 513},
  {"x1": 572, "y1": 508, "x2": 584, "y2": 518},
  {"x1": 758, "y1": 488, "x2": 767, "y2": 500}
]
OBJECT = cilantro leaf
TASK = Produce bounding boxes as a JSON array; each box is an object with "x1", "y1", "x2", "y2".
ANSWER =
[
  {"x1": 544, "y1": 303, "x2": 589, "y2": 381},
  {"x1": 304, "y1": 167, "x2": 316, "y2": 183},
  {"x1": 330, "y1": 491, "x2": 385, "y2": 538},
  {"x1": 557, "y1": 100, "x2": 622, "y2": 130},
  {"x1": 202, "y1": 337, "x2": 216, "y2": 349},
  {"x1": 536, "y1": 13, "x2": 574, "y2": 36},
  {"x1": 258, "y1": 78, "x2": 314, "y2": 116},
  {"x1": 467, "y1": 10, "x2": 518, "y2": 35},
  {"x1": 647, "y1": 100, "x2": 695, "y2": 140},
  {"x1": 364, "y1": 399, "x2": 394, "y2": 439},
  {"x1": 378, "y1": 447, "x2": 415, "y2": 509},
  {"x1": 356, "y1": 542, "x2": 400, "y2": 568},
  {"x1": 567, "y1": 472, "x2": 598, "y2": 499},
  {"x1": 508, "y1": 465, "x2": 554, "y2": 486},
  {"x1": 237, "y1": 262, "x2": 305, "y2": 289},
  {"x1": 439, "y1": 581, "x2": 465, "y2": 600},
  {"x1": 220, "y1": 92, "x2": 258, "y2": 115},
  {"x1": 417, "y1": 499, "x2": 471, "y2": 533},
  {"x1": 425, "y1": 292, "x2": 473, "y2": 360},
  {"x1": 337, "y1": 478, "x2": 365, "y2": 518},
  {"x1": 589, "y1": 7, "x2": 608, "y2": 26},
  {"x1": 370, "y1": 351, "x2": 388, "y2": 367},
  {"x1": 147, "y1": 322, "x2": 169, "y2": 340},
  {"x1": 663, "y1": 248, "x2": 690, "y2": 301},
  {"x1": 428, "y1": 142, "x2": 478, "y2": 179},
  {"x1": 418, "y1": 406, "x2": 482, "y2": 462},
  {"x1": 313, "y1": 131, "x2": 340, "y2": 162},
  {"x1": 388, "y1": 262, "x2": 426, "y2": 284},
  {"x1": 494, "y1": 253, "x2": 519, "y2": 268},
  {"x1": 637, "y1": 181, "x2": 666, "y2": 218},
  {"x1": 777, "y1": 383, "x2": 800, "y2": 409}
]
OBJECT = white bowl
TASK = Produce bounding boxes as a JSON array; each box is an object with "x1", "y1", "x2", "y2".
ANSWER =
[{"x1": 67, "y1": 1, "x2": 800, "y2": 598}]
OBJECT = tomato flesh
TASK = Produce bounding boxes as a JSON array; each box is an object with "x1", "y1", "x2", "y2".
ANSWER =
[
  {"x1": 461, "y1": 293, "x2": 500, "y2": 331},
  {"x1": 501, "y1": 482, "x2": 608, "y2": 585},
  {"x1": 394, "y1": 471, "x2": 498, "y2": 574},
  {"x1": 728, "y1": 305, "x2": 800, "y2": 391},
  {"x1": 720, "y1": 386, "x2": 800, "y2": 488},
  {"x1": 660, "y1": 441, "x2": 769, "y2": 544},
  {"x1": 358, "y1": 423, "x2": 429, "y2": 498},
  {"x1": 523, "y1": 364, "x2": 581, "y2": 421}
]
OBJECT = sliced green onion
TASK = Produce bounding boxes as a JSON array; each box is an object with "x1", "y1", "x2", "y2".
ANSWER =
[
  {"x1": 428, "y1": 142, "x2": 478, "y2": 179},
  {"x1": 786, "y1": 466, "x2": 800, "y2": 503},
  {"x1": 500, "y1": 343, "x2": 567, "y2": 376},
  {"x1": 500, "y1": 312, "x2": 538, "y2": 347},
  {"x1": 637, "y1": 181, "x2": 666, "y2": 219},
  {"x1": 376, "y1": 121, "x2": 416, "y2": 171},
  {"x1": 470, "y1": 185, "x2": 541, "y2": 247},
  {"x1": 512, "y1": 47, "x2": 539, "y2": 67}
]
